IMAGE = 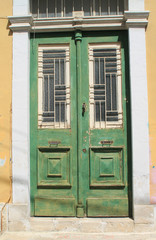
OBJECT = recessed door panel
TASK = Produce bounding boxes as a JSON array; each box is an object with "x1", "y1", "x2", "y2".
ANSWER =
[
  {"x1": 37, "y1": 147, "x2": 71, "y2": 188},
  {"x1": 89, "y1": 147, "x2": 124, "y2": 188}
]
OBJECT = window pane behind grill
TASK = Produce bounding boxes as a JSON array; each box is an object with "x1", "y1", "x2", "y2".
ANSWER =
[
  {"x1": 48, "y1": 0, "x2": 55, "y2": 17},
  {"x1": 43, "y1": 75, "x2": 48, "y2": 112},
  {"x1": 93, "y1": 49, "x2": 118, "y2": 123},
  {"x1": 95, "y1": 0, "x2": 100, "y2": 16},
  {"x1": 101, "y1": 0, "x2": 108, "y2": 15},
  {"x1": 42, "y1": 50, "x2": 67, "y2": 124},
  {"x1": 39, "y1": 0, "x2": 47, "y2": 18},
  {"x1": 110, "y1": 0, "x2": 117, "y2": 15},
  {"x1": 83, "y1": 0, "x2": 91, "y2": 16},
  {"x1": 65, "y1": 0, "x2": 73, "y2": 17},
  {"x1": 31, "y1": 0, "x2": 125, "y2": 18},
  {"x1": 56, "y1": 0, "x2": 61, "y2": 17}
]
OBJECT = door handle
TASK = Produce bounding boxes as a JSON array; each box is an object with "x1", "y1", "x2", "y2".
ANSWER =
[{"x1": 82, "y1": 103, "x2": 86, "y2": 116}]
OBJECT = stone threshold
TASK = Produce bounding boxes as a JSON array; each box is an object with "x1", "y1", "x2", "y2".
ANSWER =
[
  {"x1": 1, "y1": 231, "x2": 156, "y2": 240},
  {"x1": 1, "y1": 204, "x2": 156, "y2": 233}
]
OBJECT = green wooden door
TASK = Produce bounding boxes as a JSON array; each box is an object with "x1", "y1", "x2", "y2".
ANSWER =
[{"x1": 30, "y1": 31, "x2": 131, "y2": 217}]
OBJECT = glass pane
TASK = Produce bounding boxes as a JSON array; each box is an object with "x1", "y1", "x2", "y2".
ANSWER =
[
  {"x1": 65, "y1": 0, "x2": 73, "y2": 17},
  {"x1": 112, "y1": 74, "x2": 117, "y2": 110},
  {"x1": 61, "y1": 102, "x2": 65, "y2": 122},
  {"x1": 48, "y1": 0, "x2": 55, "y2": 17},
  {"x1": 74, "y1": 0, "x2": 82, "y2": 11},
  {"x1": 56, "y1": 0, "x2": 61, "y2": 17},
  {"x1": 60, "y1": 59, "x2": 65, "y2": 84},
  {"x1": 83, "y1": 0, "x2": 91, "y2": 16},
  {"x1": 95, "y1": 102, "x2": 100, "y2": 121},
  {"x1": 90, "y1": 44, "x2": 122, "y2": 128},
  {"x1": 95, "y1": 0, "x2": 99, "y2": 16},
  {"x1": 39, "y1": 46, "x2": 69, "y2": 128},
  {"x1": 119, "y1": 0, "x2": 124, "y2": 14},
  {"x1": 43, "y1": 75, "x2": 48, "y2": 111},
  {"x1": 55, "y1": 59, "x2": 59, "y2": 85},
  {"x1": 95, "y1": 58, "x2": 99, "y2": 84},
  {"x1": 55, "y1": 102, "x2": 60, "y2": 122},
  {"x1": 101, "y1": 101, "x2": 105, "y2": 121},
  {"x1": 101, "y1": 0, "x2": 108, "y2": 15},
  {"x1": 106, "y1": 74, "x2": 111, "y2": 110},
  {"x1": 39, "y1": 0, "x2": 47, "y2": 18},
  {"x1": 100, "y1": 58, "x2": 104, "y2": 84},
  {"x1": 49, "y1": 75, "x2": 54, "y2": 111},
  {"x1": 110, "y1": 0, "x2": 117, "y2": 15}
]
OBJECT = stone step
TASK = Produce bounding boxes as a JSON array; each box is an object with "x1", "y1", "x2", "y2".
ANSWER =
[
  {"x1": 8, "y1": 217, "x2": 136, "y2": 232},
  {"x1": 1, "y1": 231, "x2": 156, "y2": 240}
]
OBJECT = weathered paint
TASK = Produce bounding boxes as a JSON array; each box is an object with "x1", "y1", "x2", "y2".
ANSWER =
[
  {"x1": 145, "y1": 0, "x2": 156, "y2": 204},
  {"x1": 0, "y1": 157, "x2": 6, "y2": 167},
  {"x1": 0, "y1": 0, "x2": 12, "y2": 202},
  {"x1": 30, "y1": 31, "x2": 130, "y2": 217}
]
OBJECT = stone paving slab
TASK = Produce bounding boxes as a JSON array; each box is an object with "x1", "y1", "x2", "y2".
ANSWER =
[{"x1": 1, "y1": 232, "x2": 156, "y2": 240}]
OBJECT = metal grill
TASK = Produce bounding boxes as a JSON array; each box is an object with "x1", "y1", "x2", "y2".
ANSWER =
[
  {"x1": 31, "y1": 0, "x2": 125, "y2": 18},
  {"x1": 38, "y1": 45, "x2": 70, "y2": 128},
  {"x1": 89, "y1": 44, "x2": 123, "y2": 129}
]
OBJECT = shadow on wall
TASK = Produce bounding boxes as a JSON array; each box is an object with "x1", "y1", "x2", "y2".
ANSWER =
[{"x1": 7, "y1": 19, "x2": 12, "y2": 36}]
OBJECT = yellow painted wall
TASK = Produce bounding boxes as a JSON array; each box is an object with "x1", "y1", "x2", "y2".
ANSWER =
[
  {"x1": 0, "y1": 0, "x2": 12, "y2": 202},
  {"x1": 145, "y1": 0, "x2": 156, "y2": 203}
]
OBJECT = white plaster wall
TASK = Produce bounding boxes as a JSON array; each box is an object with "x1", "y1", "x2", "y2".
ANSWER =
[
  {"x1": 13, "y1": 0, "x2": 29, "y2": 15},
  {"x1": 128, "y1": 27, "x2": 150, "y2": 204},
  {"x1": 128, "y1": 0, "x2": 144, "y2": 11},
  {"x1": 12, "y1": 32, "x2": 30, "y2": 204},
  {"x1": 12, "y1": 0, "x2": 30, "y2": 204}
]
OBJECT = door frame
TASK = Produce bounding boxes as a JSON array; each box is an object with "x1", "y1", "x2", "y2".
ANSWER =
[
  {"x1": 10, "y1": 0, "x2": 150, "y2": 220},
  {"x1": 29, "y1": 30, "x2": 131, "y2": 217}
]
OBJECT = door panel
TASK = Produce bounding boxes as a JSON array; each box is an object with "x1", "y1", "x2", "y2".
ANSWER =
[
  {"x1": 30, "y1": 33, "x2": 77, "y2": 216},
  {"x1": 30, "y1": 31, "x2": 130, "y2": 217},
  {"x1": 80, "y1": 32, "x2": 129, "y2": 217}
]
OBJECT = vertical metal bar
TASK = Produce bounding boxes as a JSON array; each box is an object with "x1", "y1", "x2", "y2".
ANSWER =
[
  {"x1": 38, "y1": 0, "x2": 39, "y2": 18},
  {"x1": 61, "y1": 0, "x2": 63, "y2": 17},
  {"x1": 117, "y1": 0, "x2": 119, "y2": 15},
  {"x1": 81, "y1": 0, "x2": 83, "y2": 11},
  {"x1": 90, "y1": 0, "x2": 93, "y2": 16},
  {"x1": 55, "y1": 0, "x2": 57, "y2": 17},
  {"x1": 108, "y1": 0, "x2": 110, "y2": 15},
  {"x1": 90, "y1": 0, "x2": 92, "y2": 16},
  {"x1": 46, "y1": 0, "x2": 48, "y2": 18},
  {"x1": 63, "y1": 0, "x2": 65, "y2": 17},
  {"x1": 99, "y1": 0, "x2": 101, "y2": 16},
  {"x1": 93, "y1": 0, "x2": 95, "y2": 16}
]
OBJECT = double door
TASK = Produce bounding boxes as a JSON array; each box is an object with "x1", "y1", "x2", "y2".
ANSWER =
[{"x1": 30, "y1": 31, "x2": 130, "y2": 217}]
